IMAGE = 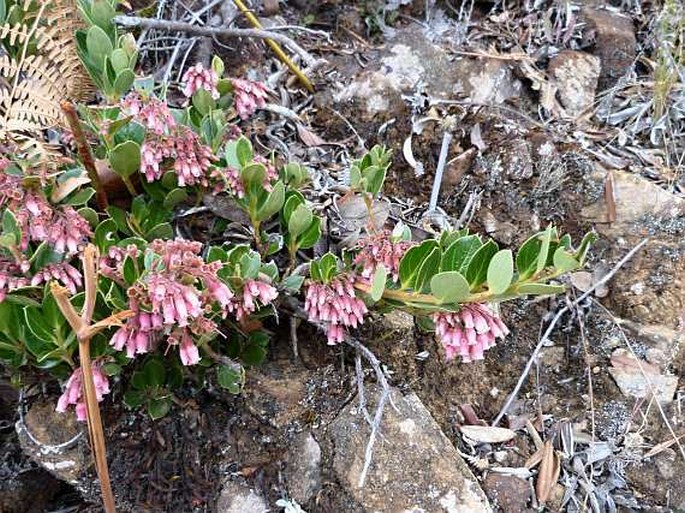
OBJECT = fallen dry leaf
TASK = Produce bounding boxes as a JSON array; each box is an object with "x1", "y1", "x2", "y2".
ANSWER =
[
  {"x1": 460, "y1": 425, "x2": 516, "y2": 444},
  {"x1": 535, "y1": 440, "x2": 560, "y2": 505},
  {"x1": 51, "y1": 170, "x2": 91, "y2": 203},
  {"x1": 297, "y1": 124, "x2": 326, "y2": 147}
]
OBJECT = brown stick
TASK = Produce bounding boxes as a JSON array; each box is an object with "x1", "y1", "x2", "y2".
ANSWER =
[{"x1": 62, "y1": 102, "x2": 108, "y2": 212}]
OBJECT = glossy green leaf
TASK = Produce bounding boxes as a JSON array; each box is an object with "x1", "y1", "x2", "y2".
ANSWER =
[
  {"x1": 282, "y1": 191, "x2": 304, "y2": 225},
  {"x1": 297, "y1": 216, "x2": 321, "y2": 250},
  {"x1": 23, "y1": 307, "x2": 54, "y2": 344},
  {"x1": 2, "y1": 209, "x2": 20, "y2": 246},
  {"x1": 217, "y1": 364, "x2": 242, "y2": 393},
  {"x1": 256, "y1": 181, "x2": 285, "y2": 221},
  {"x1": 110, "y1": 48, "x2": 129, "y2": 73},
  {"x1": 148, "y1": 397, "x2": 171, "y2": 420},
  {"x1": 94, "y1": 219, "x2": 118, "y2": 251},
  {"x1": 440, "y1": 235, "x2": 482, "y2": 273},
  {"x1": 236, "y1": 136, "x2": 253, "y2": 167},
  {"x1": 122, "y1": 255, "x2": 137, "y2": 285},
  {"x1": 552, "y1": 246, "x2": 579, "y2": 273},
  {"x1": 113, "y1": 68, "x2": 135, "y2": 96},
  {"x1": 145, "y1": 222, "x2": 173, "y2": 240},
  {"x1": 281, "y1": 275, "x2": 304, "y2": 293},
  {"x1": 465, "y1": 239, "x2": 498, "y2": 288},
  {"x1": 144, "y1": 359, "x2": 166, "y2": 387},
  {"x1": 537, "y1": 224, "x2": 553, "y2": 273},
  {"x1": 399, "y1": 239, "x2": 438, "y2": 289},
  {"x1": 414, "y1": 247, "x2": 441, "y2": 293},
  {"x1": 487, "y1": 250, "x2": 514, "y2": 295},
  {"x1": 430, "y1": 271, "x2": 470, "y2": 303},
  {"x1": 65, "y1": 187, "x2": 95, "y2": 206},
  {"x1": 516, "y1": 232, "x2": 543, "y2": 280},
  {"x1": 192, "y1": 88, "x2": 215, "y2": 116},
  {"x1": 163, "y1": 188, "x2": 188, "y2": 210}
]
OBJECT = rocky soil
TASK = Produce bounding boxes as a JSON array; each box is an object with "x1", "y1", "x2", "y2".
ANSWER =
[{"x1": 2, "y1": 1, "x2": 684, "y2": 512}]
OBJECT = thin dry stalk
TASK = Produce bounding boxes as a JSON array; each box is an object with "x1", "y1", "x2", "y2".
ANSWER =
[{"x1": 50, "y1": 245, "x2": 117, "y2": 513}]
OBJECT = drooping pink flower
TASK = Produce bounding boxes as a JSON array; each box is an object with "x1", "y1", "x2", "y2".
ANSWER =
[
  {"x1": 433, "y1": 303, "x2": 509, "y2": 363},
  {"x1": 56, "y1": 364, "x2": 111, "y2": 421},
  {"x1": 30, "y1": 262, "x2": 83, "y2": 293},
  {"x1": 178, "y1": 329, "x2": 200, "y2": 365},
  {"x1": 354, "y1": 231, "x2": 415, "y2": 283},
  {"x1": 227, "y1": 278, "x2": 278, "y2": 320},
  {"x1": 0, "y1": 258, "x2": 29, "y2": 303},
  {"x1": 232, "y1": 78, "x2": 268, "y2": 120},
  {"x1": 304, "y1": 275, "x2": 368, "y2": 345},
  {"x1": 121, "y1": 92, "x2": 176, "y2": 135},
  {"x1": 182, "y1": 63, "x2": 220, "y2": 99}
]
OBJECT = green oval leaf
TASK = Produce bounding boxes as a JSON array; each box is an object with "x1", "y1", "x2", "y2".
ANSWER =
[
  {"x1": 110, "y1": 140, "x2": 141, "y2": 178},
  {"x1": 430, "y1": 271, "x2": 470, "y2": 303},
  {"x1": 148, "y1": 397, "x2": 171, "y2": 420},
  {"x1": 487, "y1": 249, "x2": 514, "y2": 295},
  {"x1": 85, "y1": 25, "x2": 113, "y2": 70},
  {"x1": 552, "y1": 246, "x2": 579, "y2": 273},
  {"x1": 370, "y1": 264, "x2": 387, "y2": 302},
  {"x1": 288, "y1": 204, "x2": 313, "y2": 238},
  {"x1": 517, "y1": 283, "x2": 565, "y2": 295}
]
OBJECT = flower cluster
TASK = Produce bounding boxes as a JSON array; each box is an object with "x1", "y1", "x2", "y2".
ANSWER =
[
  {"x1": 30, "y1": 262, "x2": 83, "y2": 293},
  {"x1": 120, "y1": 93, "x2": 217, "y2": 187},
  {"x1": 304, "y1": 275, "x2": 368, "y2": 344},
  {"x1": 354, "y1": 231, "x2": 415, "y2": 283},
  {"x1": 0, "y1": 259, "x2": 29, "y2": 302},
  {"x1": 56, "y1": 364, "x2": 111, "y2": 421},
  {"x1": 182, "y1": 63, "x2": 220, "y2": 99},
  {"x1": 227, "y1": 279, "x2": 278, "y2": 321},
  {"x1": 433, "y1": 303, "x2": 509, "y2": 363},
  {"x1": 105, "y1": 239, "x2": 237, "y2": 365},
  {"x1": 212, "y1": 155, "x2": 278, "y2": 198},
  {"x1": 232, "y1": 79, "x2": 268, "y2": 120}
]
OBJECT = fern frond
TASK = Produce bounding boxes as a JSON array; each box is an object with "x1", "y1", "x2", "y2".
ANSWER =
[{"x1": 0, "y1": 0, "x2": 93, "y2": 165}]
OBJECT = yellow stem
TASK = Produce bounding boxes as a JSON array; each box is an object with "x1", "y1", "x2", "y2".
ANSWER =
[{"x1": 232, "y1": 0, "x2": 314, "y2": 92}]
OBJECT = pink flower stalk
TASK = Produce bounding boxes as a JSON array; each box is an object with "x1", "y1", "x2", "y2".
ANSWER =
[
  {"x1": 140, "y1": 127, "x2": 215, "y2": 187},
  {"x1": 99, "y1": 244, "x2": 141, "y2": 284},
  {"x1": 354, "y1": 231, "x2": 415, "y2": 283},
  {"x1": 182, "y1": 63, "x2": 220, "y2": 99},
  {"x1": 30, "y1": 262, "x2": 82, "y2": 293},
  {"x1": 304, "y1": 275, "x2": 368, "y2": 345},
  {"x1": 109, "y1": 312, "x2": 159, "y2": 357},
  {"x1": 172, "y1": 329, "x2": 201, "y2": 366},
  {"x1": 227, "y1": 279, "x2": 278, "y2": 320},
  {"x1": 121, "y1": 92, "x2": 176, "y2": 135},
  {"x1": 16, "y1": 200, "x2": 92, "y2": 255},
  {"x1": 0, "y1": 259, "x2": 29, "y2": 303},
  {"x1": 56, "y1": 364, "x2": 111, "y2": 422},
  {"x1": 433, "y1": 303, "x2": 509, "y2": 363},
  {"x1": 107, "y1": 239, "x2": 236, "y2": 365},
  {"x1": 232, "y1": 78, "x2": 268, "y2": 120}
]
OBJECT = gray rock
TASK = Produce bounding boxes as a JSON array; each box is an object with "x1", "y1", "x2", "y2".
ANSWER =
[
  {"x1": 216, "y1": 480, "x2": 269, "y2": 513},
  {"x1": 548, "y1": 51, "x2": 600, "y2": 117},
  {"x1": 15, "y1": 401, "x2": 90, "y2": 485},
  {"x1": 580, "y1": 7, "x2": 636, "y2": 89},
  {"x1": 333, "y1": 25, "x2": 521, "y2": 117},
  {"x1": 329, "y1": 386, "x2": 492, "y2": 513},
  {"x1": 285, "y1": 432, "x2": 322, "y2": 504},
  {"x1": 608, "y1": 349, "x2": 678, "y2": 404}
]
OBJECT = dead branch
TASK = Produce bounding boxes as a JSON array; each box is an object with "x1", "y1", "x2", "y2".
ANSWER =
[{"x1": 112, "y1": 15, "x2": 321, "y2": 68}]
